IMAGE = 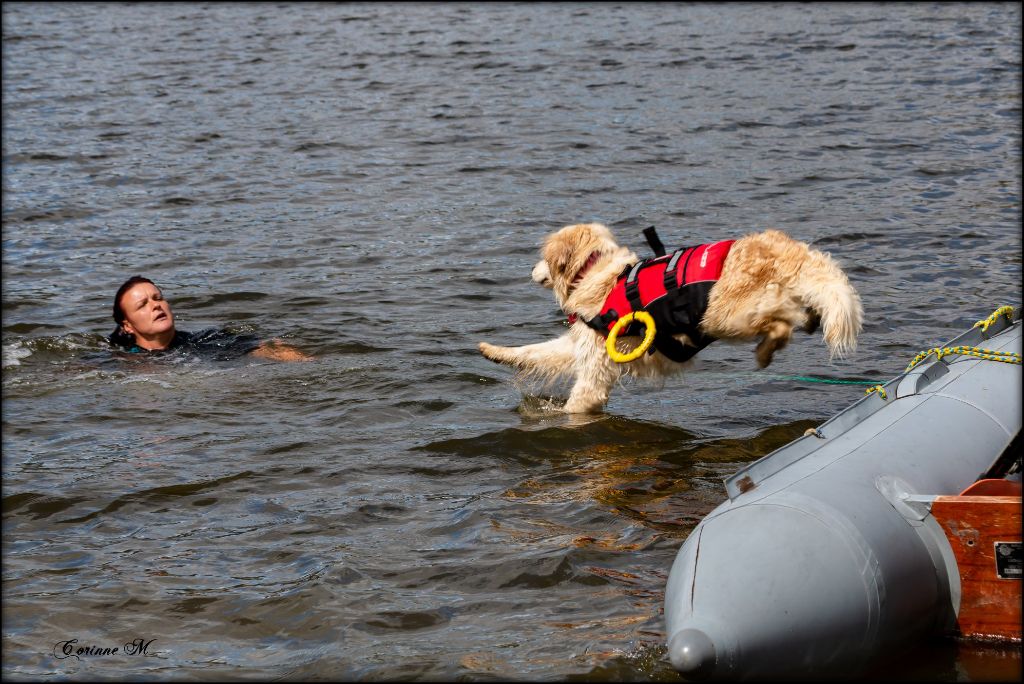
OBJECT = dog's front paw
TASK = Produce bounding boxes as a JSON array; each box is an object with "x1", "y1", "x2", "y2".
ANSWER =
[
  {"x1": 563, "y1": 395, "x2": 606, "y2": 414},
  {"x1": 478, "y1": 341, "x2": 504, "y2": 362}
]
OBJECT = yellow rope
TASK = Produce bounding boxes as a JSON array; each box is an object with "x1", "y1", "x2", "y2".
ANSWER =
[
  {"x1": 900, "y1": 306, "x2": 1019, "y2": 372},
  {"x1": 904, "y1": 345, "x2": 1021, "y2": 373},
  {"x1": 606, "y1": 311, "x2": 657, "y2": 363},
  {"x1": 865, "y1": 385, "x2": 888, "y2": 400},
  {"x1": 859, "y1": 307, "x2": 1018, "y2": 403},
  {"x1": 973, "y1": 305, "x2": 1015, "y2": 332}
]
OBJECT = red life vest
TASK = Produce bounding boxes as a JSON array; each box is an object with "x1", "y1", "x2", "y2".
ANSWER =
[{"x1": 576, "y1": 239, "x2": 735, "y2": 362}]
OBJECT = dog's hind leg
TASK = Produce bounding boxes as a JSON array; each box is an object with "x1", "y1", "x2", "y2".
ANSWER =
[
  {"x1": 803, "y1": 308, "x2": 821, "y2": 334},
  {"x1": 478, "y1": 334, "x2": 576, "y2": 379},
  {"x1": 755, "y1": 320, "x2": 793, "y2": 368}
]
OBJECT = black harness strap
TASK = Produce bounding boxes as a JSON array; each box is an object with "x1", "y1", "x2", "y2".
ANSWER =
[
  {"x1": 623, "y1": 261, "x2": 646, "y2": 316},
  {"x1": 643, "y1": 226, "x2": 666, "y2": 257},
  {"x1": 680, "y1": 246, "x2": 699, "y2": 285},
  {"x1": 663, "y1": 246, "x2": 692, "y2": 293},
  {"x1": 582, "y1": 310, "x2": 618, "y2": 333}
]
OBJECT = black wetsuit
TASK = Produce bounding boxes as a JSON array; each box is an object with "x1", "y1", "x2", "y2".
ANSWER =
[{"x1": 117, "y1": 328, "x2": 261, "y2": 361}]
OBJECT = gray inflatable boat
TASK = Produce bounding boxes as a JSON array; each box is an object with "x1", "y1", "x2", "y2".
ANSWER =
[{"x1": 664, "y1": 306, "x2": 1022, "y2": 680}]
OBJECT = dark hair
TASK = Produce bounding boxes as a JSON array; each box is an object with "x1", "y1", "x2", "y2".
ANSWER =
[{"x1": 109, "y1": 275, "x2": 156, "y2": 348}]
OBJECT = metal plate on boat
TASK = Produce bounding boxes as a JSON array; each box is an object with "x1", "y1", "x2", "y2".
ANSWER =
[{"x1": 995, "y1": 542, "x2": 1022, "y2": 579}]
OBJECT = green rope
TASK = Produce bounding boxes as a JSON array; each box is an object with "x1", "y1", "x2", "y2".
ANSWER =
[
  {"x1": 773, "y1": 374, "x2": 883, "y2": 386},
  {"x1": 777, "y1": 306, "x2": 1019, "y2": 395}
]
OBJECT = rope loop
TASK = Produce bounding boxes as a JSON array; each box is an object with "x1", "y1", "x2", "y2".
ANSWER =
[
  {"x1": 973, "y1": 305, "x2": 1015, "y2": 332},
  {"x1": 865, "y1": 385, "x2": 888, "y2": 400},
  {"x1": 606, "y1": 311, "x2": 657, "y2": 363}
]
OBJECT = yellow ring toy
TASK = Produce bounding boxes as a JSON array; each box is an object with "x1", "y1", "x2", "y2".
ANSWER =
[{"x1": 606, "y1": 311, "x2": 657, "y2": 363}]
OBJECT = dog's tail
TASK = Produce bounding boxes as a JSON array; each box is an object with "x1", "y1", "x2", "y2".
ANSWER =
[{"x1": 797, "y1": 250, "x2": 863, "y2": 359}]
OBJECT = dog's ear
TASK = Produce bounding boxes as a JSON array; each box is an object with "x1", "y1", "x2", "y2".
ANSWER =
[{"x1": 542, "y1": 233, "x2": 576, "y2": 279}]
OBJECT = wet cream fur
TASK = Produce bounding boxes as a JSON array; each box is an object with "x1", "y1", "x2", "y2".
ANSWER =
[{"x1": 479, "y1": 223, "x2": 863, "y2": 414}]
